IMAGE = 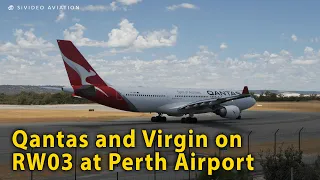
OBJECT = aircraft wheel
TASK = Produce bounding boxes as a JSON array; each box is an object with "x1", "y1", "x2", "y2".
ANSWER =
[
  {"x1": 192, "y1": 118, "x2": 198, "y2": 123},
  {"x1": 236, "y1": 115, "x2": 241, "y2": 120},
  {"x1": 188, "y1": 117, "x2": 197, "y2": 123},
  {"x1": 161, "y1": 116, "x2": 167, "y2": 122},
  {"x1": 151, "y1": 117, "x2": 156, "y2": 122}
]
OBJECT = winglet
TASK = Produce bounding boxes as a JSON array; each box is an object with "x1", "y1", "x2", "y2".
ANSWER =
[{"x1": 242, "y1": 86, "x2": 249, "y2": 94}]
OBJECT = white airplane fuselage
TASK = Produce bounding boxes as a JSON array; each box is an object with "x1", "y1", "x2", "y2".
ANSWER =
[{"x1": 114, "y1": 86, "x2": 256, "y2": 116}]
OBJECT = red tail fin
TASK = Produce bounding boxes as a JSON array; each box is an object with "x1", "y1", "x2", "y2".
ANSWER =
[
  {"x1": 57, "y1": 40, "x2": 107, "y2": 86},
  {"x1": 242, "y1": 86, "x2": 249, "y2": 94}
]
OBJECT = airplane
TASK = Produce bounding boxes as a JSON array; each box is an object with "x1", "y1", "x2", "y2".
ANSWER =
[{"x1": 56, "y1": 40, "x2": 256, "y2": 123}]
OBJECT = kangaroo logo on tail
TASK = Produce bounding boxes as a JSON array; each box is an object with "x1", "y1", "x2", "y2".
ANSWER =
[
  {"x1": 62, "y1": 54, "x2": 96, "y2": 85},
  {"x1": 62, "y1": 54, "x2": 109, "y2": 97},
  {"x1": 58, "y1": 40, "x2": 109, "y2": 97}
]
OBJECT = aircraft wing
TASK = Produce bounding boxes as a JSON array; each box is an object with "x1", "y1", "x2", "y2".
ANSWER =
[
  {"x1": 177, "y1": 86, "x2": 251, "y2": 112},
  {"x1": 41, "y1": 86, "x2": 63, "y2": 91},
  {"x1": 177, "y1": 94, "x2": 251, "y2": 111}
]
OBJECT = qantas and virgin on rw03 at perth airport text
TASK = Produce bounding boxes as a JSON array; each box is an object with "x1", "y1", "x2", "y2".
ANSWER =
[{"x1": 12, "y1": 129, "x2": 254, "y2": 175}]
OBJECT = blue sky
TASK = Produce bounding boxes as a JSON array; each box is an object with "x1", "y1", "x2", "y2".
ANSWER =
[{"x1": 0, "y1": 0, "x2": 320, "y2": 90}]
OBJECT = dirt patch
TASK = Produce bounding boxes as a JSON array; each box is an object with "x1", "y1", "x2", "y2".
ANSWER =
[
  {"x1": 250, "y1": 101, "x2": 320, "y2": 112},
  {"x1": 0, "y1": 109, "x2": 151, "y2": 123}
]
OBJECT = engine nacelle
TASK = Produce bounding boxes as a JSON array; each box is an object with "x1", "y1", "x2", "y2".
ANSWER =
[{"x1": 216, "y1": 105, "x2": 240, "y2": 119}]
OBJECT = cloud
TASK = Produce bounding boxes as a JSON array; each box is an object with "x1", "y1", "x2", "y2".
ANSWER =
[
  {"x1": 80, "y1": 3, "x2": 118, "y2": 12},
  {"x1": 116, "y1": 0, "x2": 142, "y2": 6},
  {"x1": 310, "y1": 37, "x2": 319, "y2": 43},
  {"x1": 107, "y1": 19, "x2": 178, "y2": 49},
  {"x1": 292, "y1": 59, "x2": 319, "y2": 65},
  {"x1": 0, "y1": 42, "x2": 19, "y2": 55},
  {"x1": 63, "y1": 19, "x2": 177, "y2": 50},
  {"x1": 291, "y1": 34, "x2": 298, "y2": 42},
  {"x1": 72, "y1": 17, "x2": 80, "y2": 22},
  {"x1": 1, "y1": 27, "x2": 319, "y2": 91},
  {"x1": 13, "y1": 28, "x2": 55, "y2": 51},
  {"x1": 0, "y1": 35, "x2": 320, "y2": 90},
  {"x1": 21, "y1": 23, "x2": 34, "y2": 27},
  {"x1": 0, "y1": 28, "x2": 63, "y2": 85},
  {"x1": 63, "y1": 23, "x2": 108, "y2": 47},
  {"x1": 167, "y1": 3, "x2": 198, "y2": 11},
  {"x1": 304, "y1": 46, "x2": 314, "y2": 55},
  {"x1": 133, "y1": 25, "x2": 178, "y2": 49},
  {"x1": 242, "y1": 53, "x2": 261, "y2": 59},
  {"x1": 55, "y1": 10, "x2": 65, "y2": 22},
  {"x1": 83, "y1": 46, "x2": 319, "y2": 90},
  {"x1": 107, "y1": 19, "x2": 139, "y2": 48},
  {"x1": 291, "y1": 46, "x2": 319, "y2": 65},
  {"x1": 80, "y1": 0, "x2": 140, "y2": 12},
  {"x1": 220, "y1": 43, "x2": 228, "y2": 50},
  {"x1": 65, "y1": 19, "x2": 178, "y2": 50},
  {"x1": 165, "y1": 55, "x2": 177, "y2": 60}
]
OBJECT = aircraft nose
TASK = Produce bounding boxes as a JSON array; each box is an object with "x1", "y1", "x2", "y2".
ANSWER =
[{"x1": 251, "y1": 97, "x2": 256, "y2": 106}]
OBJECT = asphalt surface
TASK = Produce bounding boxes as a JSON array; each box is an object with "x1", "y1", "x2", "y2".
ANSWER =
[{"x1": 0, "y1": 110, "x2": 319, "y2": 180}]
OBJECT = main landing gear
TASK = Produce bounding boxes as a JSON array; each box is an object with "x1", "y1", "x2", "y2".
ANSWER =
[
  {"x1": 181, "y1": 114, "x2": 197, "y2": 124},
  {"x1": 151, "y1": 113, "x2": 167, "y2": 122}
]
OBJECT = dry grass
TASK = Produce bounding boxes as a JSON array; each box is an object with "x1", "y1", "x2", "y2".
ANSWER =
[
  {"x1": 0, "y1": 109, "x2": 151, "y2": 123},
  {"x1": 250, "y1": 101, "x2": 320, "y2": 112}
]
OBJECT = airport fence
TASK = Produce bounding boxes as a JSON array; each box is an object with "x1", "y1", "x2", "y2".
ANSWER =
[{"x1": 2, "y1": 127, "x2": 320, "y2": 180}]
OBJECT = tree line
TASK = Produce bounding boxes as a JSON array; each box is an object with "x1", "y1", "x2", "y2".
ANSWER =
[
  {"x1": 0, "y1": 92, "x2": 91, "y2": 105},
  {"x1": 0, "y1": 91, "x2": 319, "y2": 105},
  {"x1": 251, "y1": 91, "x2": 320, "y2": 102}
]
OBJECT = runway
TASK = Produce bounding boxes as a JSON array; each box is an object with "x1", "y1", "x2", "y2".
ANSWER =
[{"x1": 0, "y1": 110, "x2": 319, "y2": 180}]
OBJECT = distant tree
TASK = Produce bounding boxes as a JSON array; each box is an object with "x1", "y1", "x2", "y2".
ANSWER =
[
  {"x1": 259, "y1": 145, "x2": 319, "y2": 180},
  {"x1": 264, "y1": 91, "x2": 272, "y2": 97},
  {"x1": 278, "y1": 93, "x2": 284, "y2": 98},
  {"x1": 315, "y1": 155, "x2": 320, "y2": 175}
]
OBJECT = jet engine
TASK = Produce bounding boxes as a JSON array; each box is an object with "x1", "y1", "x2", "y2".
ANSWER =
[{"x1": 216, "y1": 105, "x2": 240, "y2": 119}]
